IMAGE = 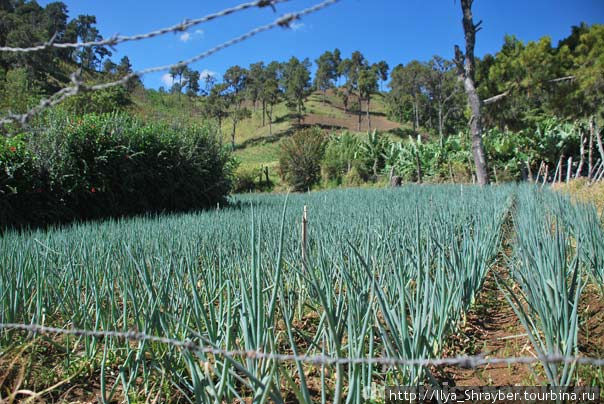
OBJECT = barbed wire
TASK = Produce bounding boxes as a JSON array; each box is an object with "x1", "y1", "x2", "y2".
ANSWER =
[
  {"x1": 0, "y1": 0, "x2": 340, "y2": 128},
  {"x1": 1, "y1": 322, "x2": 604, "y2": 368},
  {"x1": 0, "y1": 0, "x2": 291, "y2": 53}
]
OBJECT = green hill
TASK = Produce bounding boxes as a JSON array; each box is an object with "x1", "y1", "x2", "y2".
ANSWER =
[{"x1": 132, "y1": 88, "x2": 406, "y2": 188}]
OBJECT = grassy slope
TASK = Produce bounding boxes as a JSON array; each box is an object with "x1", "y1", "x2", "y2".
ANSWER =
[
  {"x1": 552, "y1": 179, "x2": 604, "y2": 214},
  {"x1": 132, "y1": 89, "x2": 407, "y2": 186},
  {"x1": 229, "y1": 91, "x2": 405, "y2": 173}
]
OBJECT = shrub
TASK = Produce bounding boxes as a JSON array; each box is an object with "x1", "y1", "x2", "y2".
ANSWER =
[
  {"x1": 278, "y1": 127, "x2": 325, "y2": 192},
  {"x1": 342, "y1": 165, "x2": 364, "y2": 187},
  {"x1": 232, "y1": 167, "x2": 274, "y2": 193},
  {"x1": 0, "y1": 112, "x2": 234, "y2": 228},
  {"x1": 233, "y1": 168, "x2": 258, "y2": 193},
  {"x1": 59, "y1": 85, "x2": 131, "y2": 115},
  {"x1": 322, "y1": 131, "x2": 364, "y2": 183},
  {"x1": 0, "y1": 134, "x2": 53, "y2": 227}
]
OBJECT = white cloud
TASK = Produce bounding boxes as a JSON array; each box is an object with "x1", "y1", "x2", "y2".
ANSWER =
[
  {"x1": 161, "y1": 73, "x2": 175, "y2": 87},
  {"x1": 179, "y1": 29, "x2": 204, "y2": 43},
  {"x1": 290, "y1": 22, "x2": 305, "y2": 31},
  {"x1": 200, "y1": 69, "x2": 217, "y2": 80}
]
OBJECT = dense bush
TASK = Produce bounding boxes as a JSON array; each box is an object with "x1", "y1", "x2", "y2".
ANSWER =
[
  {"x1": 321, "y1": 131, "x2": 364, "y2": 184},
  {"x1": 59, "y1": 85, "x2": 131, "y2": 115},
  {"x1": 232, "y1": 166, "x2": 273, "y2": 193},
  {"x1": 278, "y1": 127, "x2": 325, "y2": 191},
  {"x1": 0, "y1": 112, "x2": 234, "y2": 228},
  {"x1": 315, "y1": 116, "x2": 587, "y2": 186}
]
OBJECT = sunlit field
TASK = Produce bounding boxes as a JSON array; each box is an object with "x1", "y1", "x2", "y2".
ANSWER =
[{"x1": 1, "y1": 184, "x2": 602, "y2": 402}]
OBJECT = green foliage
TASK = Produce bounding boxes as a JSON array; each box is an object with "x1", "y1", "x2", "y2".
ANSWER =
[
  {"x1": 0, "y1": 133, "x2": 49, "y2": 225},
  {"x1": 0, "y1": 67, "x2": 41, "y2": 114},
  {"x1": 59, "y1": 84, "x2": 131, "y2": 115},
  {"x1": 316, "y1": 117, "x2": 587, "y2": 185},
  {"x1": 0, "y1": 112, "x2": 234, "y2": 228},
  {"x1": 281, "y1": 57, "x2": 312, "y2": 123},
  {"x1": 232, "y1": 166, "x2": 273, "y2": 193},
  {"x1": 0, "y1": 2, "x2": 139, "y2": 123},
  {"x1": 386, "y1": 58, "x2": 464, "y2": 136},
  {"x1": 484, "y1": 117, "x2": 581, "y2": 179},
  {"x1": 358, "y1": 129, "x2": 388, "y2": 177},
  {"x1": 278, "y1": 127, "x2": 325, "y2": 191},
  {"x1": 322, "y1": 131, "x2": 363, "y2": 183},
  {"x1": 314, "y1": 49, "x2": 341, "y2": 97},
  {"x1": 478, "y1": 24, "x2": 604, "y2": 128}
]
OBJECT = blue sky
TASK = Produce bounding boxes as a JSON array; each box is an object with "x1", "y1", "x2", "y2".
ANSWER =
[{"x1": 38, "y1": 0, "x2": 604, "y2": 89}]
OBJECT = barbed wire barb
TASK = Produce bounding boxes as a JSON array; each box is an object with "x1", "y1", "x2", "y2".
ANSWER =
[
  {"x1": 0, "y1": 0, "x2": 341, "y2": 129},
  {"x1": 1, "y1": 322, "x2": 604, "y2": 368}
]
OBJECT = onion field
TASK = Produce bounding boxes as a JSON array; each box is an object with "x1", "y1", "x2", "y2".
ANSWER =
[{"x1": 0, "y1": 185, "x2": 602, "y2": 403}]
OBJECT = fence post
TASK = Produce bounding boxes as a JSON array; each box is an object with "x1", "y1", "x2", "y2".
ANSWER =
[
  {"x1": 566, "y1": 156, "x2": 573, "y2": 183},
  {"x1": 552, "y1": 160, "x2": 559, "y2": 185},
  {"x1": 535, "y1": 161, "x2": 544, "y2": 184}
]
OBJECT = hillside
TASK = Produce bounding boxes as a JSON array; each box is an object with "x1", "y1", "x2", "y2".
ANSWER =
[
  {"x1": 132, "y1": 88, "x2": 406, "y2": 186},
  {"x1": 232, "y1": 91, "x2": 408, "y2": 188}
]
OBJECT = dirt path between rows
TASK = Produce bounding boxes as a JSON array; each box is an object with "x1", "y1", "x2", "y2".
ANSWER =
[
  {"x1": 437, "y1": 203, "x2": 541, "y2": 386},
  {"x1": 442, "y1": 269, "x2": 538, "y2": 386}
]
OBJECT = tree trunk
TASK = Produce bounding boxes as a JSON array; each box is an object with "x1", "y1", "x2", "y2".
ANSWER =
[
  {"x1": 412, "y1": 105, "x2": 418, "y2": 135},
  {"x1": 526, "y1": 160, "x2": 533, "y2": 182},
  {"x1": 357, "y1": 93, "x2": 362, "y2": 131},
  {"x1": 414, "y1": 97, "x2": 419, "y2": 133},
  {"x1": 262, "y1": 100, "x2": 266, "y2": 127},
  {"x1": 438, "y1": 105, "x2": 444, "y2": 148},
  {"x1": 268, "y1": 104, "x2": 273, "y2": 136},
  {"x1": 415, "y1": 149, "x2": 422, "y2": 184},
  {"x1": 454, "y1": 0, "x2": 489, "y2": 185},
  {"x1": 231, "y1": 119, "x2": 237, "y2": 149},
  {"x1": 367, "y1": 97, "x2": 371, "y2": 131},
  {"x1": 566, "y1": 156, "x2": 573, "y2": 183}
]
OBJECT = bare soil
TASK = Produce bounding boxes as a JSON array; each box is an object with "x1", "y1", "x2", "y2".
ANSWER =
[{"x1": 302, "y1": 112, "x2": 401, "y2": 133}]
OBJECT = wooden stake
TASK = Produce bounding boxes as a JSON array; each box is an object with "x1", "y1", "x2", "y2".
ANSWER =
[
  {"x1": 301, "y1": 205, "x2": 307, "y2": 268},
  {"x1": 589, "y1": 159, "x2": 601, "y2": 182},
  {"x1": 536, "y1": 161, "x2": 544, "y2": 183},
  {"x1": 594, "y1": 161, "x2": 604, "y2": 182},
  {"x1": 553, "y1": 157, "x2": 561, "y2": 184},
  {"x1": 566, "y1": 157, "x2": 573, "y2": 183},
  {"x1": 597, "y1": 165, "x2": 604, "y2": 182},
  {"x1": 596, "y1": 119, "x2": 604, "y2": 163},
  {"x1": 588, "y1": 117, "x2": 595, "y2": 180},
  {"x1": 576, "y1": 131, "x2": 586, "y2": 179}
]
